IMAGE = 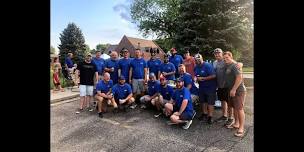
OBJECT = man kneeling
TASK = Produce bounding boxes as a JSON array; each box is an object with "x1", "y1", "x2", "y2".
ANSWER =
[
  {"x1": 140, "y1": 73, "x2": 160, "y2": 109},
  {"x1": 95, "y1": 72, "x2": 118, "y2": 118},
  {"x1": 112, "y1": 76, "x2": 136, "y2": 111},
  {"x1": 164, "y1": 78, "x2": 196, "y2": 129}
]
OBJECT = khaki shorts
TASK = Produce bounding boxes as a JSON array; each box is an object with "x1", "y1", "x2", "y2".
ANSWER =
[
  {"x1": 132, "y1": 79, "x2": 145, "y2": 94},
  {"x1": 79, "y1": 85, "x2": 93, "y2": 96},
  {"x1": 228, "y1": 91, "x2": 246, "y2": 110}
]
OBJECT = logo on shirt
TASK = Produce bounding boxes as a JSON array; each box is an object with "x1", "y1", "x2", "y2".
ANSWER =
[
  {"x1": 124, "y1": 90, "x2": 127, "y2": 92},
  {"x1": 140, "y1": 62, "x2": 143, "y2": 64},
  {"x1": 180, "y1": 95, "x2": 183, "y2": 98}
]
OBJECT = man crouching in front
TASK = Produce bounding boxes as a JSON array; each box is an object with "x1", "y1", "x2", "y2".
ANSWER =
[{"x1": 164, "y1": 77, "x2": 196, "y2": 129}]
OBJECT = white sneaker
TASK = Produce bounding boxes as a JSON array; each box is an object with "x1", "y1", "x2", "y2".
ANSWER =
[
  {"x1": 130, "y1": 104, "x2": 137, "y2": 109},
  {"x1": 182, "y1": 120, "x2": 193, "y2": 130},
  {"x1": 140, "y1": 104, "x2": 147, "y2": 109}
]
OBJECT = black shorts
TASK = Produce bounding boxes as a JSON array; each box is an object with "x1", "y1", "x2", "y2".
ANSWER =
[
  {"x1": 173, "y1": 105, "x2": 193, "y2": 120},
  {"x1": 217, "y1": 88, "x2": 229, "y2": 102},
  {"x1": 199, "y1": 92, "x2": 216, "y2": 105}
]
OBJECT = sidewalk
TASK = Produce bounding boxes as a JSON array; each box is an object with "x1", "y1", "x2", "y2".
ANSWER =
[{"x1": 50, "y1": 87, "x2": 80, "y2": 104}]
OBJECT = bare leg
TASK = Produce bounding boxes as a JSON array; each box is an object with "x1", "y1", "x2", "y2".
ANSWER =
[
  {"x1": 208, "y1": 105, "x2": 214, "y2": 117},
  {"x1": 222, "y1": 101, "x2": 227, "y2": 117},
  {"x1": 111, "y1": 98, "x2": 118, "y2": 108},
  {"x1": 238, "y1": 109, "x2": 245, "y2": 132},
  {"x1": 164, "y1": 103, "x2": 173, "y2": 116},
  {"x1": 96, "y1": 96, "x2": 104, "y2": 113},
  {"x1": 80, "y1": 96, "x2": 85, "y2": 109}
]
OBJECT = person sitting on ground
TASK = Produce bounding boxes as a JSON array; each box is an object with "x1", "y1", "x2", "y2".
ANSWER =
[
  {"x1": 139, "y1": 73, "x2": 160, "y2": 109},
  {"x1": 95, "y1": 72, "x2": 118, "y2": 118},
  {"x1": 178, "y1": 64, "x2": 199, "y2": 104},
  {"x1": 112, "y1": 76, "x2": 136, "y2": 111},
  {"x1": 152, "y1": 75, "x2": 174, "y2": 117},
  {"x1": 164, "y1": 78, "x2": 196, "y2": 130}
]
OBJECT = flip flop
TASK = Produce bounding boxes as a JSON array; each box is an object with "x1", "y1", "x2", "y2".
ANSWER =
[
  {"x1": 226, "y1": 124, "x2": 239, "y2": 129},
  {"x1": 234, "y1": 131, "x2": 244, "y2": 137}
]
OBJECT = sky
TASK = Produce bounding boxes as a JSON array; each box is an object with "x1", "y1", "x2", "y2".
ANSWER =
[{"x1": 51, "y1": 0, "x2": 154, "y2": 54}]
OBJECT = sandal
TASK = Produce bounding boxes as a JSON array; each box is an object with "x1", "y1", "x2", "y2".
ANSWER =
[
  {"x1": 226, "y1": 124, "x2": 239, "y2": 129},
  {"x1": 234, "y1": 131, "x2": 244, "y2": 137}
]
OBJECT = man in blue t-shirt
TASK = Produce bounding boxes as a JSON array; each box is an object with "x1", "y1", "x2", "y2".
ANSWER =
[
  {"x1": 169, "y1": 48, "x2": 183, "y2": 78},
  {"x1": 152, "y1": 75, "x2": 174, "y2": 118},
  {"x1": 105, "y1": 51, "x2": 119, "y2": 84},
  {"x1": 178, "y1": 64, "x2": 199, "y2": 104},
  {"x1": 65, "y1": 52, "x2": 75, "y2": 73},
  {"x1": 139, "y1": 73, "x2": 160, "y2": 109},
  {"x1": 92, "y1": 50, "x2": 105, "y2": 78},
  {"x1": 147, "y1": 48, "x2": 162, "y2": 79},
  {"x1": 112, "y1": 76, "x2": 136, "y2": 111},
  {"x1": 95, "y1": 72, "x2": 118, "y2": 118},
  {"x1": 194, "y1": 54, "x2": 217, "y2": 124},
  {"x1": 159, "y1": 54, "x2": 176, "y2": 80},
  {"x1": 118, "y1": 49, "x2": 132, "y2": 83},
  {"x1": 129, "y1": 48, "x2": 148, "y2": 108},
  {"x1": 164, "y1": 78, "x2": 196, "y2": 129}
]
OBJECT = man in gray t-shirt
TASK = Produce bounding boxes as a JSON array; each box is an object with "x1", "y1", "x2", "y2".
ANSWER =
[
  {"x1": 223, "y1": 51, "x2": 246, "y2": 138},
  {"x1": 213, "y1": 48, "x2": 242, "y2": 125}
]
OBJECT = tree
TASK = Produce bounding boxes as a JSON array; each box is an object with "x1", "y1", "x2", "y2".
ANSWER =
[
  {"x1": 130, "y1": 0, "x2": 181, "y2": 39},
  {"x1": 58, "y1": 23, "x2": 86, "y2": 64},
  {"x1": 96, "y1": 43, "x2": 110, "y2": 51},
  {"x1": 50, "y1": 45, "x2": 55, "y2": 54},
  {"x1": 175, "y1": 0, "x2": 253, "y2": 60}
]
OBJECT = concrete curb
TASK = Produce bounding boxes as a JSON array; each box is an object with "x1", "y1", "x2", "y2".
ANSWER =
[{"x1": 51, "y1": 93, "x2": 79, "y2": 104}]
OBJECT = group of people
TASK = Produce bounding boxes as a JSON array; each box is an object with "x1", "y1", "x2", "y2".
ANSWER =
[{"x1": 57, "y1": 47, "x2": 246, "y2": 137}]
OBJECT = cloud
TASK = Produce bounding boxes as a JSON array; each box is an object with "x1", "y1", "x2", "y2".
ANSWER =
[{"x1": 113, "y1": 3, "x2": 132, "y2": 22}]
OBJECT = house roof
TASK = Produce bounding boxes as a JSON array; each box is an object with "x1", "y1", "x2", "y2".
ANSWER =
[{"x1": 105, "y1": 45, "x2": 118, "y2": 54}]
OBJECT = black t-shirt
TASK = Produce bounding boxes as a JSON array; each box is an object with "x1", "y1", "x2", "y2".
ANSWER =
[{"x1": 77, "y1": 61, "x2": 97, "y2": 85}]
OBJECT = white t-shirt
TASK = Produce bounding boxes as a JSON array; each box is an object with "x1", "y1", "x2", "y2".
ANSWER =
[{"x1": 101, "y1": 54, "x2": 110, "y2": 60}]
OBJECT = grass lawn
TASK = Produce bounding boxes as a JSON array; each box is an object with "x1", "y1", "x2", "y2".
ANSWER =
[{"x1": 243, "y1": 67, "x2": 253, "y2": 72}]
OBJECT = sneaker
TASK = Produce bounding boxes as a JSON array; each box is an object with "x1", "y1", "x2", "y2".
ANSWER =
[
  {"x1": 207, "y1": 116, "x2": 213, "y2": 124},
  {"x1": 154, "y1": 112, "x2": 162, "y2": 118},
  {"x1": 216, "y1": 116, "x2": 228, "y2": 122},
  {"x1": 198, "y1": 114, "x2": 208, "y2": 122},
  {"x1": 140, "y1": 104, "x2": 147, "y2": 109},
  {"x1": 130, "y1": 103, "x2": 137, "y2": 109},
  {"x1": 98, "y1": 112, "x2": 103, "y2": 118},
  {"x1": 88, "y1": 108, "x2": 94, "y2": 112},
  {"x1": 182, "y1": 120, "x2": 193, "y2": 129},
  {"x1": 225, "y1": 118, "x2": 234, "y2": 126},
  {"x1": 75, "y1": 108, "x2": 83, "y2": 114}
]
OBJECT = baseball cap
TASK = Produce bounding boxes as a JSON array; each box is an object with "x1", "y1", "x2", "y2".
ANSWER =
[
  {"x1": 149, "y1": 72, "x2": 156, "y2": 78},
  {"x1": 213, "y1": 48, "x2": 223, "y2": 54},
  {"x1": 118, "y1": 75, "x2": 125, "y2": 80},
  {"x1": 175, "y1": 77, "x2": 184, "y2": 82}
]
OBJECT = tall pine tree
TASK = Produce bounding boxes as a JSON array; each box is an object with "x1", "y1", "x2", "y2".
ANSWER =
[{"x1": 58, "y1": 23, "x2": 86, "y2": 65}]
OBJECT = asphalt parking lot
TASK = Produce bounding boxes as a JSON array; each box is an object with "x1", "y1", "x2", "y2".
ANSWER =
[{"x1": 51, "y1": 88, "x2": 253, "y2": 152}]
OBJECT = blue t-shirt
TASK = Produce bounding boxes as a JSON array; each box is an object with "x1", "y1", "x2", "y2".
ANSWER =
[
  {"x1": 96, "y1": 80, "x2": 113, "y2": 93},
  {"x1": 92, "y1": 57, "x2": 105, "y2": 75},
  {"x1": 169, "y1": 54, "x2": 183, "y2": 76},
  {"x1": 105, "y1": 59, "x2": 119, "y2": 84},
  {"x1": 159, "y1": 62, "x2": 176, "y2": 80},
  {"x1": 65, "y1": 57, "x2": 74, "y2": 68},
  {"x1": 118, "y1": 58, "x2": 132, "y2": 81},
  {"x1": 172, "y1": 87, "x2": 194, "y2": 116},
  {"x1": 147, "y1": 58, "x2": 162, "y2": 78},
  {"x1": 194, "y1": 62, "x2": 217, "y2": 93},
  {"x1": 180, "y1": 73, "x2": 199, "y2": 96},
  {"x1": 130, "y1": 58, "x2": 147, "y2": 79},
  {"x1": 159, "y1": 84, "x2": 174, "y2": 100},
  {"x1": 147, "y1": 80, "x2": 160, "y2": 96},
  {"x1": 112, "y1": 83, "x2": 132, "y2": 99}
]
